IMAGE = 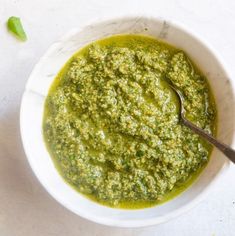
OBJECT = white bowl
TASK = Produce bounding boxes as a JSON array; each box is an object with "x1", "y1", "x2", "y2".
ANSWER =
[{"x1": 20, "y1": 16, "x2": 235, "y2": 227}]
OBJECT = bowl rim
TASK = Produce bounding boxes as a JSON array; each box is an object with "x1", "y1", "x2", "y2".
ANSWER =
[{"x1": 20, "y1": 15, "x2": 233, "y2": 228}]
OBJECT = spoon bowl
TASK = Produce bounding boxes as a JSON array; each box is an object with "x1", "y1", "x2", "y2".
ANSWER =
[{"x1": 166, "y1": 76, "x2": 235, "y2": 164}]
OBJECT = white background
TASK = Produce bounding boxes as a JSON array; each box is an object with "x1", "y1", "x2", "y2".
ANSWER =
[{"x1": 1, "y1": 0, "x2": 235, "y2": 235}]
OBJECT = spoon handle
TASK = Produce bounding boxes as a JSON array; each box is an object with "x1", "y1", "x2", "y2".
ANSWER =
[{"x1": 182, "y1": 117, "x2": 235, "y2": 163}]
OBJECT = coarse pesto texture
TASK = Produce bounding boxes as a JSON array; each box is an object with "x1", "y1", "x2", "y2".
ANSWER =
[{"x1": 43, "y1": 35, "x2": 216, "y2": 208}]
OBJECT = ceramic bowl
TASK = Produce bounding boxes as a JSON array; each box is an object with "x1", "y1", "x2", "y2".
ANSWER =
[{"x1": 20, "y1": 16, "x2": 235, "y2": 227}]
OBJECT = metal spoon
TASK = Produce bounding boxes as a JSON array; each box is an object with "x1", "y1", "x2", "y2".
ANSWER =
[{"x1": 165, "y1": 77, "x2": 235, "y2": 164}]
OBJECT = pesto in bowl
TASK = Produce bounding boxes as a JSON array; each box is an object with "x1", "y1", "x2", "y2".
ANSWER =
[{"x1": 43, "y1": 34, "x2": 216, "y2": 209}]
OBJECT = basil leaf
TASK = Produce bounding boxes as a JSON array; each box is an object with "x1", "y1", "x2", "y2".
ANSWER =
[{"x1": 7, "y1": 16, "x2": 27, "y2": 41}]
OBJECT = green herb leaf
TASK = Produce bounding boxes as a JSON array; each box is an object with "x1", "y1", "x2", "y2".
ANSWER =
[
  {"x1": 136, "y1": 150, "x2": 144, "y2": 157},
  {"x1": 7, "y1": 16, "x2": 27, "y2": 41}
]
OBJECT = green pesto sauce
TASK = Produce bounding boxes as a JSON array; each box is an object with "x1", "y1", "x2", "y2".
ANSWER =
[{"x1": 43, "y1": 34, "x2": 217, "y2": 209}]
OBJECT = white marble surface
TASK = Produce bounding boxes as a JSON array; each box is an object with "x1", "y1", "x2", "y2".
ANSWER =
[{"x1": 1, "y1": 0, "x2": 235, "y2": 235}]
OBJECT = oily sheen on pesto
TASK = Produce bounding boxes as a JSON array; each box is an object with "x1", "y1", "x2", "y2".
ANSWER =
[{"x1": 43, "y1": 35, "x2": 216, "y2": 209}]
